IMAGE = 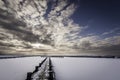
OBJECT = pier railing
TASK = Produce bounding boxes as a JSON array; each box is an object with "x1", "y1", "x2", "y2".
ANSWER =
[{"x1": 26, "y1": 57, "x2": 55, "y2": 80}]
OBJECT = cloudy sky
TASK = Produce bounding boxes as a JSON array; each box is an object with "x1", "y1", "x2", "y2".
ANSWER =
[{"x1": 0, "y1": 0, "x2": 120, "y2": 55}]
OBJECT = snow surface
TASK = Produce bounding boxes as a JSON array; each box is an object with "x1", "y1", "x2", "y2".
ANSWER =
[
  {"x1": 0, "y1": 57, "x2": 120, "y2": 80},
  {"x1": 0, "y1": 57, "x2": 44, "y2": 80},
  {"x1": 52, "y1": 57, "x2": 120, "y2": 80}
]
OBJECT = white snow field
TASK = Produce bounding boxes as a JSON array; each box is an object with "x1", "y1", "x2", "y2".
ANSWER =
[
  {"x1": 0, "y1": 57, "x2": 44, "y2": 80},
  {"x1": 52, "y1": 57, "x2": 120, "y2": 80},
  {"x1": 0, "y1": 57, "x2": 120, "y2": 80}
]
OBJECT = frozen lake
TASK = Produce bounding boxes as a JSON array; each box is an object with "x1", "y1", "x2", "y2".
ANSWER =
[
  {"x1": 52, "y1": 57, "x2": 120, "y2": 80},
  {"x1": 0, "y1": 57, "x2": 120, "y2": 80},
  {"x1": 0, "y1": 57, "x2": 44, "y2": 80}
]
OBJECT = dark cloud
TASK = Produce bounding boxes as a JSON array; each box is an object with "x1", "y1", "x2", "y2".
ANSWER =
[
  {"x1": 99, "y1": 44, "x2": 120, "y2": 52},
  {"x1": 0, "y1": 8, "x2": 41, "y2": 42},
  {"x1": 0, "y1": 0, "x2": 120, "y2": 55}
]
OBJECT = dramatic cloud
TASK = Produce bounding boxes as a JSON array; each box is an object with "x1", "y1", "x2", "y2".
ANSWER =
[{"x1": 0, "y1": 0, "x2": 120, "y2": 55}]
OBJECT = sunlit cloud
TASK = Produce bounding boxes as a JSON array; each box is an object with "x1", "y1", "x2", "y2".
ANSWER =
[{"x1": 0, "y1": 0, "x2": 120, "y2": 55}]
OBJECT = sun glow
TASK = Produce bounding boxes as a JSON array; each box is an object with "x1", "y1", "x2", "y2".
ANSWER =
[{"x1": 30, "y1": 43, "x2": 53, "y2": 49}]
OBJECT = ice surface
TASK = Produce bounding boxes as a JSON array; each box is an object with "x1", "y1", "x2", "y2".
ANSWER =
[
  {"x1": 52, "y1": 57, "x2": 120, "y2": 80},
  {"x1": 0, "y1": 57, "x2": 120, "y2": 80},
  {"x1": 0, "y1": 57, "x2": 44, "y2": 80}
]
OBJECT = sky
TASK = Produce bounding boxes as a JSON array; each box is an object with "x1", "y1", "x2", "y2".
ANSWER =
[{"x1": 0, "y1": 0, "x2": 120, "y2": 55}]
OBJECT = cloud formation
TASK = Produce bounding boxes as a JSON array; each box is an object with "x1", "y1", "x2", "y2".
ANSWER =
[
  {"x1": 0, "y1": 0, "x2": 120, "y2": 55},
  {"x1": 102, "y1": 27, "x2": 120, "y2": 35}
]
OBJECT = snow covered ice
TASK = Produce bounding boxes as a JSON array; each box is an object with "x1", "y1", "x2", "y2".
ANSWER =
[
  {"x1": 52, "y1": 57, "x2": 120, "y2": 80},
  {"x1": 0, "y1": 57, "x2": 44, "y2": 80},
  {"x1": 0, "y1": 57, "x2": 120, "y2": 80}
]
